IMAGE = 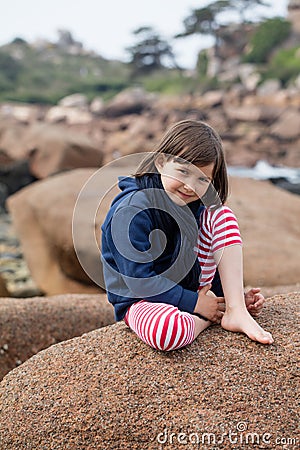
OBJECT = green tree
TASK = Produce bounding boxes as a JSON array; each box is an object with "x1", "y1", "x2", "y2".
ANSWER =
[
  {"x1": 126, "y1": 27, "x2": 178, "y2": 76},
  {"x1": 176, "y1": 0, "x2": 272, "y2": 59},
  {"x1": 175, "y1": 1, "x2": 232, "y2": 56},
  {"x1": 243, "y1": 18, "x2": 291, "y2": 63},
  {"x1": 266, "y1": 46, "x2": 300, "y2": 85},
  {"x1": 11, "y1": 37, "x2": 28, "y2": 45},
  {"x1": 0, "y1": 52, "x2": 23, "y2": 82}
]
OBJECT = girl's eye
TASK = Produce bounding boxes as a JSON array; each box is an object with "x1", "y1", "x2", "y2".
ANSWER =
[
  {"x1": 178, "y1": 168, "x2": 189, "y2": 175},
  {"x1": 198, "y1": 178, "x2": 210, "y2": 184}
]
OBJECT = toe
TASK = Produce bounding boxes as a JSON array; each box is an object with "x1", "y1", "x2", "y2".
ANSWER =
[{"x1": 262, "y1": 332, "x2": 273, "y2": 344}]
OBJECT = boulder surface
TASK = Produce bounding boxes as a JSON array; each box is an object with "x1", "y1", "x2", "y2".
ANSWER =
[
  {"x1": 0, "y1": 274, "x2": 9, "y2": 297},
  {"x1": 0, "y1": 292, "x2": 298, "y2": 449},
  {"x1": 227, "y1": 177, "x2": 300, "y2": 286},
  {"x1": 7, "y1": 169, "x2": 104, "y2": 295},
  {"x1": 0, "y1": 293, "x2": 114, "y2": 380},
  {"x1": 7, "y1": 164, "x2": 135, "y2": 295}
]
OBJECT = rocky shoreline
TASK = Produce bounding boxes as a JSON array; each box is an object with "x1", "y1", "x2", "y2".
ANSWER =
[
  {"x1": 0, "y1": 212, "x2": 42, "y2": 297},
  {"x1": 0, "y1": 87, "x2": 299, "y2": 296},
  {"x1": 1, "y1": 202, "x2": 299, "y2": 299}
]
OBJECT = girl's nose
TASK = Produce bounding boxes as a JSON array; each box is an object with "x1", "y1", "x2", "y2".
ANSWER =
[{"x1": 183, "y1": 183, "x2": 194, "y2": 193}]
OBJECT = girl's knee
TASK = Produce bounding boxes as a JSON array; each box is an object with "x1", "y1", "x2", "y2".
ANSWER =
[
  {"x1": 149, "y1": 340, "x2": 174, "y2": 352},
  {"x1": 126, "y1": 302, "x2": 195, "y2": 351},
  {"x1": 150, "y1": 312, "x2": 195, "y2": 351}
]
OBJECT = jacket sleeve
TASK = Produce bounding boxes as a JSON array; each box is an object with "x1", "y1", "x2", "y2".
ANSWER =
[{"x1": 102, "y1": 204, "x2": 198, "y2": 314}]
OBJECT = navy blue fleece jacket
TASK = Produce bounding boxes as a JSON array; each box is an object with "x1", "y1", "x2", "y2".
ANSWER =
[{"x1": 101, "y1": 177, "x2": 221, "y2": 321}]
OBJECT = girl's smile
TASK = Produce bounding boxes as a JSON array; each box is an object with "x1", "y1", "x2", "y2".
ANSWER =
[{"x1": 177, "y1": 191, "x2": 195, "y2": 200}]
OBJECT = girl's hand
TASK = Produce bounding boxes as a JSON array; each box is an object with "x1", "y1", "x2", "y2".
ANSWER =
[
  {"x1": 244, "y1": 287, "x2": 265, "y2": 317},
  {"x1": 194, "y1": 284, "x2": 225, "y2": 323}
]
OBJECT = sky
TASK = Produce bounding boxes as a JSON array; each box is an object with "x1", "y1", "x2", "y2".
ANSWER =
[{"x1": 1, "y1": 0, "x2": 289, "y2": 69}]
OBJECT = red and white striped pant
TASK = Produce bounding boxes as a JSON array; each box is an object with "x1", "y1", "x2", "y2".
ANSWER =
[
  {"x1": 197, "y1": 206, "x2": 242, "y2": 287},
  {"x1": 125, "y1": 206, "x2": 242, "y2": 351},
  {"x1": 125, "y1": 301, "x2": 195, "y2": 351}
]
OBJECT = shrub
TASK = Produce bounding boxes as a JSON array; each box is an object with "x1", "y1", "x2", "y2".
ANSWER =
[
  {"x1": 264, "y1": 47, "x2": 300, "y2": 85},
  {"x1": 11, "y1": 37, "x2": 28, "y2": 45},
  {"x1": 138, "y1": 70, "x2": 200, "y2": 95},
  {"x1": 0, "y1": 52, "x2": 23, "y2": 82},
  {"x1": 243, "y1": 18, "x2": 291, "y2": 63},
  {"x1": 197, "y1": 50, "x2": 209, "y2": 77}
]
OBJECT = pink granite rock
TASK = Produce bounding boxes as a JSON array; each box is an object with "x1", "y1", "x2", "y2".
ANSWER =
[
  {"x1": 0, "y1": 293, "x2": 298, "y2": 449},
  {"x1": 0, "y1": 293, "x2": 114, "y2": 380},
  {"x1": 227, "y1": 177, "x2": 300, "y2": 286}
]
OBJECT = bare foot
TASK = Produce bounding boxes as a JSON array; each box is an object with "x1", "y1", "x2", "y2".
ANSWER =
[{"x1": 221, "y1": 308, "x2": 274, "y2": 344}]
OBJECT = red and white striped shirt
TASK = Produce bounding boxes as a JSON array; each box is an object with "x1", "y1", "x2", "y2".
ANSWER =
[{"x1": 196, "y1": 206, "x2": 243, "y2": 287}]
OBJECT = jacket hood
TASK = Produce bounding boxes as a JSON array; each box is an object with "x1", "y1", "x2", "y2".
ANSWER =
[{"x1": 110, "y1": 176, "x2": 139, "y2": 207}]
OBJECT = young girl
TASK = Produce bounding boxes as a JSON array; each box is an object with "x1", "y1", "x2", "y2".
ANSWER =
[{"x1": 101, "y1": 120, "x2": 273, "y2": 351}]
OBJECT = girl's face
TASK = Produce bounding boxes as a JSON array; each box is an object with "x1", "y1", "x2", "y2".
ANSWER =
[{"x1": 155, "y1": 156, "x2": 214, "y2": 205}]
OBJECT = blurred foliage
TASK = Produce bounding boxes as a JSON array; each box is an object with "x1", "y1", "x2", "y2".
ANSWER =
[
  {"x1": 264, "y1": 46, "x2": 300, "y2": 85},
  {"x1": 126, "y1": 27, "x2": 178, "y2": 77},
  {"x1": 0, "y1": 51, "x2": 23, "y2": 82},
  {"x1": 175, "y1": 0, "x2": 232, "y2": 57},
  {"x1": 0, "y1": 41, "x2": 130, "y2": 104},
  {"x1": 11, "y1": 37, "x2": 28, "y2": 45},
  {"x1": 0, "y1": 5, "x2": 298, "y2": 106},
  {"x1": 197, "y1": 50, "x2": 209, "y2": 77},
  {"x1": 137, "y1": 69, "x2": 220, "y2": 95},
  {"x1": 175, "y1": 0, "x2": 270, "y2": 57},
  {"x1": 137, "y1": 71, "x2": 197, "y2": 95},
  {"x1": 243, "y1": 18, "x2": 291, "y2": 63}
]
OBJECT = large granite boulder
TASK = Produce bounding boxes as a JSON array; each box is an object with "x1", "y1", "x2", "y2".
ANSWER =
[
  {"x1": 103, "y1": 114, "x2": 160, "y2": 161},
  {"x1": 227, "y1": 177, "x2": 300, "y2": 286},
  {"x1": 0, "y1": 293, "x2": 114, "y2": 380},
  {"x1": 0, "y1": 120, "x2": 30, "y2": 160},
  {"x1": 7, "y1": 162, "x2": 137, "y2": 295},
  {"x1": 45, "y1": 106, "x2": 93, "y2": 125},
  {"x1": 0, "y1": 274, "x2": 9, "y2": 297},
  {"x1": 270, "y1": 108, "x2": 300, "y2": 140},
  {"x1": 0, "y1": 121, "x2": 103, "y2": 178},
  {"x1": 58, "y1": 93, "x2": 89, "y2": 108},
  {"x1": 0, "y1": 293, "x2": 298, "y2": 449},
  {"x1": 0, "y1": 103, "x2": 41, "y2": 123},
  {"x1": 26, "y1": 123, "x2": 103, "y2": 178},
  {"x1": 103, "y1": 88, "x2": 155, "y2": 117},
  {"x1": 7, "y1": 169, "x2": 101, "y2": 295}
]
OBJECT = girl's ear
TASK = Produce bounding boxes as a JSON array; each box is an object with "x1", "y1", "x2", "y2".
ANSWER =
[{"x1": 154, "y1": 155, "x2": 165, "y2": 173}]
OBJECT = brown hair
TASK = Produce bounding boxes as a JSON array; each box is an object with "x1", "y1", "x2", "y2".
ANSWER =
[{"x1": 135, "y1": 119, "x2": 228, "y2": 204}]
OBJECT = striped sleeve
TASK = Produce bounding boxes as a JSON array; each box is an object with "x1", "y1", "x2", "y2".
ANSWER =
[{"x1": 196, "y1": 206, "x2": 242, "y2": 287}]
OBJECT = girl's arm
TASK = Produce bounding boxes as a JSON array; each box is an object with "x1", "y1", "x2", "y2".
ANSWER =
[{"x1": 103, "y1": 204, "x2": 199, "y2": 313}]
